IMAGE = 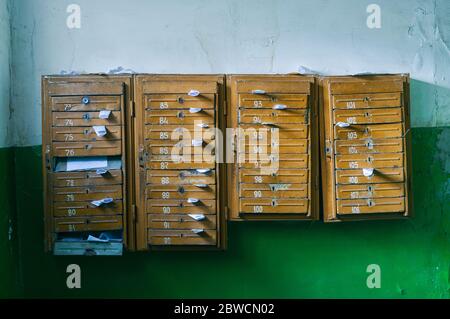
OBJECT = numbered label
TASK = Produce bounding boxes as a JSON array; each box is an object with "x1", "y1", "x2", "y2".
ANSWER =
[{"x1": 253, "y1": 205, "x2": 263, "y2": 213}]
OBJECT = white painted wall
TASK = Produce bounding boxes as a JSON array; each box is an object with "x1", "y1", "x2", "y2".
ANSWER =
[
  {"x1": 0, "y1": 0, "x2": 11, "y2": 147},
  {"x1": 8, "y1": 0, "x2": 450, "y2": 146}
]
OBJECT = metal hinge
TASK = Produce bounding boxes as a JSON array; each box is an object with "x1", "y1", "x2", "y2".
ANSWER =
[
  {"x1": 224, "y1": 206, "x2": 229, "y2": 220},
  {"x1": 223, "y1": 99, "x2": 227, "y2": 116},
  {"x1": 132, "y1": 204, "x2": 137, "y2": 223},
  {"x1": 130, "y1": 100, "x2": 135, "y2": 117},
  {"x1": 45, "y1": 145, "x2": 51, "y2": 170}
]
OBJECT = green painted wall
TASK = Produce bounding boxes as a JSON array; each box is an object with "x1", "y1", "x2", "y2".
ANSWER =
[
  {"x1": 12, "y1": 127, "x2": 449, "y2": 298},
  {"x1": 0, "y1": 148, "x2": 21, "y2": 298}
]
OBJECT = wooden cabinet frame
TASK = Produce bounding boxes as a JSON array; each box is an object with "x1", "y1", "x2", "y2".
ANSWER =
[
  {"x1": 319, "y1": 74, "x2": 412, "y2": 222},
  {"x1": 227, "y1": 75, "x2": 320, "y2": 221},
  {"x1": 133, "y1": 75, "x2": 227, "y2": 251},
  {"x1": 42, "y1": 75, "x2": 134, "y2": 253}
]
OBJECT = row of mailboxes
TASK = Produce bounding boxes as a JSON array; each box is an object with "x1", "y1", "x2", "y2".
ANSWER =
[{"x1": 42, "y1": 74, "x2": 412, "y2": 255}]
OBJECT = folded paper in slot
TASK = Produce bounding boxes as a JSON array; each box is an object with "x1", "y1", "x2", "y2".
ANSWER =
[
  {"x1": 187, "y1": 198, "x2": 200, "y2": 204},
  {"x1": 251, "y1": 89, "x2": 266, "y2": 95},
  {"x1": 363, "y1": 168, "x2": 375, "y2": 177},
  {"x1": 91, "y1": 197, "x2": 114, "y2": 207},
  {"x1": 188, "y1": 90, "x2": 200, "y2": 97},
  {"x1": 188, "y1": 214, "x2": 206, "y2": 221},
  {"x1": 99, "y1": 110, "x2": 111, "y2": 119},
  {"x1": 336, "y1": 122, "x2": 350, "y2": 128},
  {"x1": 93, "y1": 125, "x2": 107, "y2": 137},
  {"x1": 189, "y1": 107, "x2": 203, "y2": 113}
]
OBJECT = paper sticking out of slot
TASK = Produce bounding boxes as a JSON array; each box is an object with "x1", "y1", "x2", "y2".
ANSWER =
[
  {"x1": 363, "y1": 168, "x2": 374, "y2": 177},
  {"x1": 91, "y1": 197, "x2": 114, "y2": 207},
  {"x1": 87, "y1": 235, "x2": 109, "y2": 242},
  {"x1": 96, "y1": 168, "x2": 108, "y2": 175},
  {"x1": 196, "y1": 168, "x2": 211, "y2": 175},
  {"x1": 189, "y1": 107, "x2": 202, "y2": 113},
  {"x1": 194, "y1": 184, "x2": 208, "y2": 188},
  {"x1": 197, "y1": 123, "x2": 209, "y2": 128},
  {"x1": 191, "y1": 228, "x2": 204, "y2": 234},
  {"x1": 273, "y1": 104, "x2": 287, "y2": 110},
  {"x1": 336, "y1": 122, "x2": 350, "y2": 128},
  {"x1": 66, "y1": 157, "x2": 108, "y2": 171},
  {"x1": 187, "y1": 198, "x2": 200, "y2": 204},
  {"x1": 99, "y1": 110, "x2": 111, "y2": 119},
  {"x1": 188, "y1": 89, "x2": 200, "y2": 97},
  {"x1": 191, "y1": 139, "x2": 203, "y2": 147},
  {"x1": 188, "y1": 214, "x2": 205, "y2": 221},
  {"x1": 252, "y1": 89, "x2": 266, "y2": 95},
  {"x1": 93, "y1": 125, "x2": 107, "y2": 137}
]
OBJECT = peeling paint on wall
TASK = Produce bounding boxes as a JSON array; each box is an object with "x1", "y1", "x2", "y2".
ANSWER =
[{"x1": 6, "y1": 0, "x2": 450, "y2": 144}]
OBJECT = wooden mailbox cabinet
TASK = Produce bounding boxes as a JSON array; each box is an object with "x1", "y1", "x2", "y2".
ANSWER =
[
  {"x1": 320, "y1": 74, "x2": 412, "y2": 222},
  {"x1": 42, "y1": 75, "x2": 133, "y2": 255},
  {"x1": 42, "y1": 73, "x2": 413, "y2": 254},
  {"x1": 227, "y1": 75, "x2": 320, "y2": 221},
  {"x1": 133, "y1": 75, "x2": 227, "y2": 250}
]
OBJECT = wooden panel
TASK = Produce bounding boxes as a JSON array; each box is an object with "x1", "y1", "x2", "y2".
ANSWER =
[
  {"x1": 239, "y1": 198, "x2": 309, "y2": 214},
  {"x1": 142, "y1": 80, "x2": 218, "y2": 94},
  {"x1": 148, "y1": 229, "x2": 217, "y2": 246},
  {"x1": 146, "y1": 94, "x2": 215, "y2": 110},
  {"x1": 147, "y1": 214, "x2": 217, "y2": 230},
  {"x1": 52, "y1": 111, "x2": 122, "y2": 126},
  {"x1": 240, "y1": 184, "x2": 308, "y2": 198},
  {"x1": 53, "y1": 200, "x2": 123, "y2": 217},
  {"x1": 336, "y1": 183, "x2": 405, "y2": 199},
  {"x1": 334, "y1": 138, "x2": 403, "y2": 155},
  {"x1": 236, "y1": 80, "x2": 311, "y2": 94},
  {"x1": 53, "y1": 185, "x2": 122, "y2": 202},
  {"x1": 239, "y1": 94, "x2": 308, "y2": 109},
  {"x1": 145, "y1": 109, "x2": 215, "y2": 125},
  {"x1": 335, "y1": 153, "x2": 404, "y2": 169},
  {"x1": 329, "y1": 80, "x2": 404, "y2": 94},
  {"x1": 332, "y1": 93, "x2": 401, "y2": 109},
  {"x1": 238, "y1": 124, "x2": 309, "y2": 139},
  {"x1": 333, "y1": 108, "x2": 402, "y2": 125},
  {"x1": 54, "y1": 216, "x2": 123, "y2": 233},
  {"x1": 239, "y1": 169, "x2": 308, "y2": 184},
  {"x1": 146, "y1": 169, "x2": 216, "y2": 185},
  {"x1": 52, "y1": 170, "x2": 123, "y2": 187},
  {"x1": 145, "y1": 126, "x2": 216, "y2": 141},
  {"x1": 51, "y1": 95, "x2": 121, "y2": 111},
  {"x1": 147, "y1": 185, "x2": 216, "y2": 200},
  {"x1": 335, "y1": 168, "x2": 405, "y2": 184},
  {"x1": 239, "y1": 109, "x2": 308, "y2": 124},
  {"x1": 52, "y1": 141, "x2": 122, "y2": 157},
  {"x1": 52, "y1": 126, "x2": 122, "y2": 142},
  {"x1": 336, "y1": 197, "x2": 405, "y2": 215},
  {"x1": 334, "y1": 123, "x2": 404, "y2": 140}
]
